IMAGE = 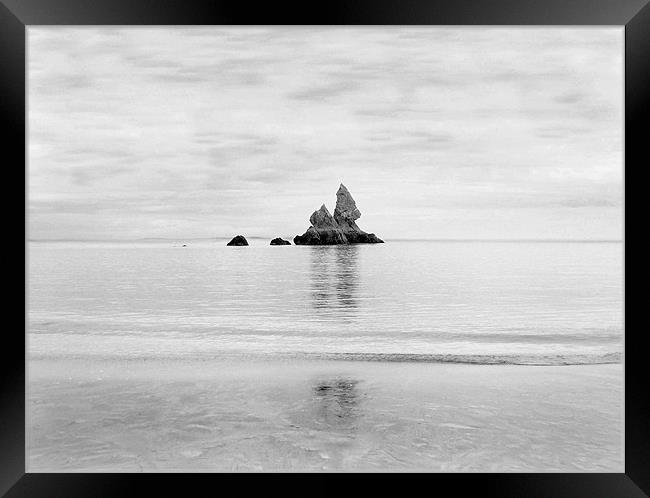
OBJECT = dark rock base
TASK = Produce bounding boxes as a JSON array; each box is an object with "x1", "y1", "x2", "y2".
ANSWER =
[
  {"x1": 294, "y1": 228, "x2": 384, "y2": 245},
  {"x1": 226, "y1": 235, "x2": 248, "y2": 246},
  {"x1": 270, "y1": 237, "x2": 291, "y2": 245},
  {"x1": 294, "y1": 227, "x2": 348, "y2": 245},
  {"x1": 345, "y1": 232, "x2": 384, "y2": 244}
]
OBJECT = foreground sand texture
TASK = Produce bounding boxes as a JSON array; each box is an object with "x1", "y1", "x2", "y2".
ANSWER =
[{"x1": 28, "y1": 358, "x2": 623, "y2": 472}]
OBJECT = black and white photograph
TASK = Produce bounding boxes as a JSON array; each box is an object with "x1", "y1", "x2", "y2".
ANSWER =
[{"x1": 27, "y1": 26, "x2": 623, "y2": 473}]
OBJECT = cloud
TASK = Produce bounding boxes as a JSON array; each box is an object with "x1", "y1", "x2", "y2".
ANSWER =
[
  {"x1": 28, "y1": 27, "x2": 623, "y2": 240},
  {"x1": 287, "y1": 81, "x2": 362, "y2": 102}
]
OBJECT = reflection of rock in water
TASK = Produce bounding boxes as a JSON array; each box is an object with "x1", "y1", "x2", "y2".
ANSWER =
[
  {"x1": 309, "y1": 246, "x2": 359, "y2": 312},
  {"x1": 310, "y1": 247, "x2": 331, "y2": 310},
  {"x1": 312, "y1": 377, "x2": 360, "y2": 429},
  {"x1": 335, "y1": 246, "x2": 358, "y2": 308}
]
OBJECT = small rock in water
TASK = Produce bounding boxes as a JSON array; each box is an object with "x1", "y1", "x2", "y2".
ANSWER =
[
  {"x1": 226, "y1": 235, "x2": 248, "y2": 246},
  {"x1": 270, "y1": 237, "x2": 291, "y2": 245}
]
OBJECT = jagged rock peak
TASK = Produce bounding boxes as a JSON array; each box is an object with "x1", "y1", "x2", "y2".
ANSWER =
[
  {"x1": 309, "y1": 204, "x2": 338, "y2": 229},
  {"x1": 334, "y1": 183, "x2": 361, "y2": 224},
  {"x1": 294, "y1": 184, "x2": 384, "y2": 245},
  {"x1": 295, "y1": 203, "x2": 348, "y2": 245}
]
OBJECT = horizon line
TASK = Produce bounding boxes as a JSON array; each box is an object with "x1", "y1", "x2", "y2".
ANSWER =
[{"x1": 27, "y1": 237, "x2": 624, "y2": 243}]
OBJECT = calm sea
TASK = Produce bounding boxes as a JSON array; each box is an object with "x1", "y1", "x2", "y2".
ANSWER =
[{"x1": 28, "y1": 240, "x2": 623, "y2": 365}]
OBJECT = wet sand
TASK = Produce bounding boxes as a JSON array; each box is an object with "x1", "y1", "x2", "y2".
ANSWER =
[{"x1": 28, "y1": 358, "x2": 623, "y2": 472}]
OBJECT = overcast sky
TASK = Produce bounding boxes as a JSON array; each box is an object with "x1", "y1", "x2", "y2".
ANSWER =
[{"x1": 28, "y1": 27, "x2": 623, "y2": 240}]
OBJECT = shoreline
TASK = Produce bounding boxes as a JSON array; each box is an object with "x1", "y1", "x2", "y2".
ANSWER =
[
  {"x1": 28, "y1": 358, "x2": 623, "y2": 472},
  {"x1": 28, "y1": 350, "x2": 622, "y2": 366}
]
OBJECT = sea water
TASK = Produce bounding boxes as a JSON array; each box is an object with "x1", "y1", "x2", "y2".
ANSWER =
[
  {"x1": 27, "y1": 239, "x2": 624, "y2": 471},
  {"x1": 28, "y1": 240, "x2": 623, "y2": 364}
]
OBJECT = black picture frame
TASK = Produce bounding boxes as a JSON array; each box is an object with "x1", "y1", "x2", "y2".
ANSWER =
[{"x1": 3, "y1": 0, "x2": 647, "y2": 495}]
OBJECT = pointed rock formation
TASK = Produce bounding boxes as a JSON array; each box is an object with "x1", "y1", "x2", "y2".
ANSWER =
[
  {"x1": 333, "y1": 184, "x2": 383, "y2": 243},
  {"x1": 226, "y1": 235, "x2": 248, "y2": 246},
  {"x1": 294, "y1": 204, "x2": 348, "y2": 245},
  {"x1": 333, "y1": 183, "x2": 362, "y2": 229},
  {"x1": 270, "y1": 237, "x2": 291, "y2": 245},
  {"x1": 294, "y1": 185, "x2": 384, "y2": 245}
]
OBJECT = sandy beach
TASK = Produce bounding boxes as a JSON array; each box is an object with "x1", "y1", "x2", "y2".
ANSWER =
[{"x1": 28, "y1": 357, "x2": 623, "y2": 472}]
